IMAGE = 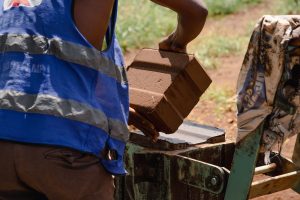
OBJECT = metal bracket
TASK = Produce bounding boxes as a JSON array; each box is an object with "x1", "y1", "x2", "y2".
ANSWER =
[{"x1": 175, "y1": 155, "x2": 226, "y2": 194}]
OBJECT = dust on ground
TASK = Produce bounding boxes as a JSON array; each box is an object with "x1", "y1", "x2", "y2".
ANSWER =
[{"x1": 125, "y1": 0, "x2": 300, "y2": 199}]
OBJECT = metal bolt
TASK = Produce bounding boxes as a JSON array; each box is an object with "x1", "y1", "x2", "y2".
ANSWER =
[{"x1": 210, "y1": 177, "x2": 218, "y2": 186}]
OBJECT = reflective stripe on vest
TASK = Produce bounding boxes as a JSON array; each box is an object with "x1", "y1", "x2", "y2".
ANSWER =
[
  {"x1": 0, "y1": 33, "x2": 127, "y2": 83},
  {"x1": 0, "y1": 90, "x2": 129, "y2": 142},
  {"x1": 0, "y1": 33, "x2": 129, "y2": 143},
  {"x1": 0, "y1": 0, "x2": 128, "y2": 175}
]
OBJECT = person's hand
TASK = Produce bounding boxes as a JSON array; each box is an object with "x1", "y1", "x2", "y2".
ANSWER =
[
  {"x1": 152, "y1": 0, "x2": 208, "y2": 53},
  {"x1": 128, "y1": 107, "x2": 159, "y2": 142},
  {"x1": 159, "y1": 32, "x2": 187, "y2": 53}
]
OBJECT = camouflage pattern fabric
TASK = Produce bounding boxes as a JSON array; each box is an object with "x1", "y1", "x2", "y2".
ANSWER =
[{"x1": 237, "y1": 15, "x2": 300, "y2": 163}]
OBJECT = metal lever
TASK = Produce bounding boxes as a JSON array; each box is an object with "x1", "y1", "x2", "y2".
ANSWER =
[{"x1": 254, "y1": 163, "x2": 277, "y2": 175}]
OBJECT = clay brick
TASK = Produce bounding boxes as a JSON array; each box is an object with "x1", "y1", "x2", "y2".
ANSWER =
[{"x1": 128, "y1": 49, "x2": 211, "y2": 133}]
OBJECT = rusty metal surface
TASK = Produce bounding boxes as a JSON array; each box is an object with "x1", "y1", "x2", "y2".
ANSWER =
[
  {"x1": 134, "y1": 153, "x2": 165, "y2": 183},
  {"x1": 115, "y1": 141, "x2": 234, "y2": 200},
  {"x1": 181, "y1": 142, "x2": 235, "y2": 169},
  {"x1": 175, "y1": 155, "x2": 226, "y2": 194},
  {"x1": 129, "y1": 121, "x2": 225, "y2": 150}
]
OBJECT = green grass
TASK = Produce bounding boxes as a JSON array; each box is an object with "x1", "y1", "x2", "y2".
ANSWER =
[
  {"x1": 272, "y1": 0, "x2": 300, "y2": 14},
  {"x1": 192, "y1": 0, "x2": 300, "y2": 69},
  {"x1": 117, "y1": 0, "x2": 299, "y2": 68},
  {"x1": 117, "y1": 0, "x2": 263, "y2": 52},
  {"x1": 117, "y1": 0, "x2": 300, "y2": 119},
  {"x1": 117, "y1": 0, "x2": 176, "y2": 52},
  {"x1": 192, "y1": 35, "x2": 249, "y2": 69},
  {"x1": 201, "y1": 86, "x2": 235, "y2": 116},
  {"x1": 206, "y1": 0, "x2": 261, "y2": 16},
  {"x1": 203, "y1": 87, "x2": 234, "y2": 104}
]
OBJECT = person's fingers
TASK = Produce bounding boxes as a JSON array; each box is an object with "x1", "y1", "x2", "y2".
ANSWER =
[
  {"x1": 128, "y1": 108, "x2": 155, "y2": 130},
  {"x1": 128, "y1": 108, "x2": 159, "y2": 142},
  {"x1": 159, "y1": 33, "x2": 187, "y2": 53},
  {"x1": 159, "y1": 41, "x2": 187, "y2": 53},
  {"x1": 134, "y1": 122, "x2": 159, "y2": 142},
  {"x1": 159, "y1": 37, "x2": 173, "y2": 51},
  {"x1": 170, "y1": 44, "x2": 187, "y2": 53}
]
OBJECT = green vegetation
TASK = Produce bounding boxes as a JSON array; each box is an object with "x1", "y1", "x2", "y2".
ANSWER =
[
  {"x1": 201, "y1": 86, "x2": 235, "y2": 115},
  {"x1": 191, "y1": 35, "x2": 249, "y2": 69},
  {"x1": 117, "y1": 0, "x2": 176, "y2": 52},
  {"x1": 117, "y1": 0, "x2": 299, "y2": 120},
  {"x1": 203, "y1": 87, "x2": 234, "y2": 104},
  {"x1": 273, "y1": 0, "x2": 299, "y2": 14},
  {"x1": 117, "y1": 0, "x2": 299, "y2": 67},
  {"x1": 206, "y1": 0, "x2": 261, "y2": 16},
  {"x1": 192, "y1": 0, "x2": 300, "y2": 69},
  {"x1": 117, "y1": 0, "x2": 262, "y2": 52}
]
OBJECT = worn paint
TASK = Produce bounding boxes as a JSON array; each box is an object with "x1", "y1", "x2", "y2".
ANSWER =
[
  {"x1": 224, "y1": 123, "x2": 264, "y2": 200},
  {"x1": 115, "y1": 140, "x2": 234, "y2": 200},
  {"x1": 175, "y1": 155, "x2": 225, "y2": 194}
]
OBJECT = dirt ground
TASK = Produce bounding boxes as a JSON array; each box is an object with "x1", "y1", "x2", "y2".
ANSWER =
[{"x1": 125, "y1": 0, "x2": 300, "y2": 199}]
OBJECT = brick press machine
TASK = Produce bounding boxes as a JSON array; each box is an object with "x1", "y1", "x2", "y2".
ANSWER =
[{"x1": 114, "y1": 38, "x2": 300, "y2": 200}]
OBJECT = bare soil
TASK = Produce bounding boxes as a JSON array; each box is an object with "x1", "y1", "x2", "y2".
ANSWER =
[{"x1": 125, "y1": 0, "x2": 300, "y2": 199}]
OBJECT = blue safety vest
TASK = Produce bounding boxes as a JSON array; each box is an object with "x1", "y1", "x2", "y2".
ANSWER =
[{"x1": 0, "y1": 0, "x2": 129, "y2": 175}]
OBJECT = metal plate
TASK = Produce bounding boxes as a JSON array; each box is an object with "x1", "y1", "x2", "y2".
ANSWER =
[{"x1": 130, "y1": 121, "x2": 225, "y2": 150}]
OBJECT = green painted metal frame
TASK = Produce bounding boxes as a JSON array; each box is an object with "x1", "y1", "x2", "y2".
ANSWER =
[
  {"x1": 115, "y1": 141, "x2": 234, "y2": 200},
  {"x1": 224, "y1": 123, "x2": 264, "y2": 200},
  {"x1": 116, "y1": 124, "x2": 299, "y2": 200},
  {"x1": 292, "y1": 134, "x2": 300, "y2": 193},
  {"x1": 225, "y1": 123, "x2": 300, "y2": 199}
]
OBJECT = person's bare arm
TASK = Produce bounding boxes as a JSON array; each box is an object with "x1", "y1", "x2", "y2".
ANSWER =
[
  {"x1": 73, "y1": 0, "x2": 114, "y2": 50},
  {"x1": 152, "y1": 0, "x2": 208, "y2": 52},
  {"x1": 129, "y1": 0, "x2": 207, "y2": 141}
]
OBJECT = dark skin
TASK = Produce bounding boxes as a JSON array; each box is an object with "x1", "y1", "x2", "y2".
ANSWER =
[
  {"x1": 74, "y1": 0, "x2": 208, "y2": 141},
  {"x1": 73, "y1": 0, "x2": 115, "y2": 50}
]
